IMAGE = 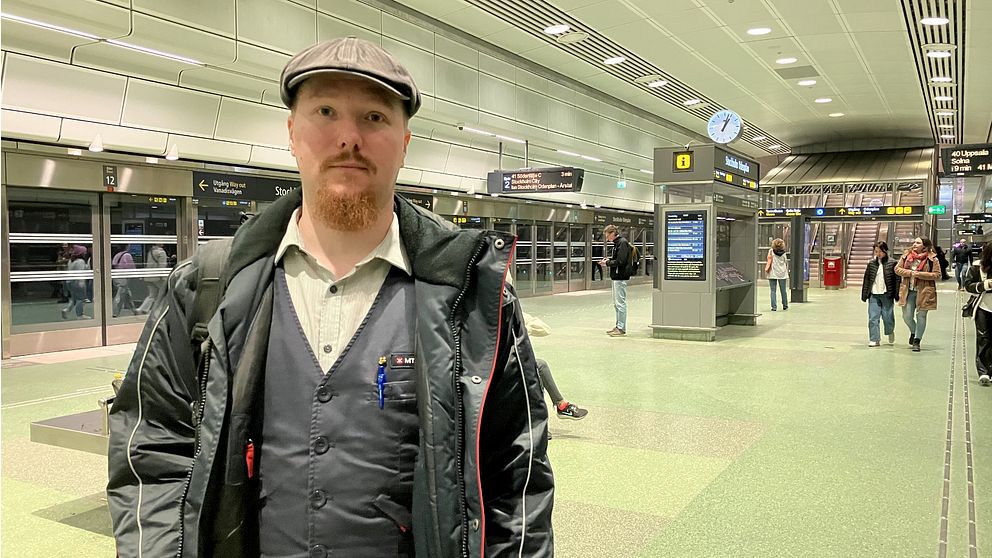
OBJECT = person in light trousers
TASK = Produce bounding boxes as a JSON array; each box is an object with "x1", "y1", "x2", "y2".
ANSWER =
[
  {"x1": 765, "y1": 238, "x2": 789, "y2": 311},
  {"x1": 861, "y1": 241, "x2": 899, "y2": 347},
  {"x1": 895, "y1": 237, "x2": 940, "y2": 352}
]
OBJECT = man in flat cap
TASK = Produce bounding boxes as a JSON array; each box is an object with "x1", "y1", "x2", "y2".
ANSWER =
[{"x1": 108, "y1": 38, "x2": 554, "y2": 557}]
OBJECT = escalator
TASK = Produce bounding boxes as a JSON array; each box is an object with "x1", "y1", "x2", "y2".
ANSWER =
[{"x1": 845, "y1": 222, "x2": 881, "y2": 285}]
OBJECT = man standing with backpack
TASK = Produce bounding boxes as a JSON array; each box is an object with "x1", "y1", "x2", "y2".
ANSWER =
[{"x1": 599, "y1": 224, "x2": 637, "y2": 337}]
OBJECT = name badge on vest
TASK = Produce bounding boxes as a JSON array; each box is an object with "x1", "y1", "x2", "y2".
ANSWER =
[{"x1": 390, "y1": 353, "x2": 416, "y2": 369}]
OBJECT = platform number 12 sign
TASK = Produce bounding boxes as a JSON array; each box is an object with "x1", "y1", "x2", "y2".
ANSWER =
[{"x1": 104, "y1": 165, "x2": 118, "y2": 192}]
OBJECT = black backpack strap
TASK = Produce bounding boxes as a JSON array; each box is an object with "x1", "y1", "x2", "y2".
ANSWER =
[{"x1": 190, "y1": 238, "x2": 234, "y2": 346}]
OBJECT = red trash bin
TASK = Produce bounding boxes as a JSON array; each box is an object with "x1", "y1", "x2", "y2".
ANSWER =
[{"x1": 822, "y1": 257, "x2": 844, "y2": 289}]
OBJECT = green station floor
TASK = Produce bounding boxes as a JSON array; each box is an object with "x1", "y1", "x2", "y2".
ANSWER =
[{"x1": 2, "y1": 283, "x2": 990, "y2": 557}]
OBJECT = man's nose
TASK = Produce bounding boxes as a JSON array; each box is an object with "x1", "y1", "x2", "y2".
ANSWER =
[{"x1": 334, "y1": 118, "x2": 363, "y2": 151}]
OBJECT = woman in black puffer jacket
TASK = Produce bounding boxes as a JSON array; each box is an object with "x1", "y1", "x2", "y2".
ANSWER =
[{"x1": 861, "y1": 241, "x2": 900, "y2": 347}]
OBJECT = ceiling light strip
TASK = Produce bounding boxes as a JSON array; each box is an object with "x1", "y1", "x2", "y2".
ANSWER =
[{"x1": 465, "y1": 0, "x2": 789, "y2": 153}]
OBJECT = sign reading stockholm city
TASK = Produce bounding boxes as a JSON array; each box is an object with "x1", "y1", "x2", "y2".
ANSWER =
[
  {"x1": 193, "y1": 171, "x2": 300, "y2": 202},
  {"x1": 942, "y1": 144, "x2": 992, "y2": 176},
  {"x1": 486, "y1": 167, "x2": 584, "y2": 194}
]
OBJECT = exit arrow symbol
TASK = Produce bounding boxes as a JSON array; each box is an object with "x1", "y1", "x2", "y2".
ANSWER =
[
  {"x1": 838, "y1": 208, "x2": 846, "y2": 215},
  {"x1": 199, "y1": 180, "x2": 208, "y2": 192},
  {"x1": 758, "y1": 210, "x2": 765, "y2": 216}
]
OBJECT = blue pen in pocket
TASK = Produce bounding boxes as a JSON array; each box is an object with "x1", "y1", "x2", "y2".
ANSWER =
[{"x1": 377, "y1": 356, "x2": 387, "y2": 409}]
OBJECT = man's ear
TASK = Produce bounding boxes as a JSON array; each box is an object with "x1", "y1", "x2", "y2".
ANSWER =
[
  {"x1": 403, "y1": 128, "x2": 412, "y2": 153},
  {"x1": 287, "y1": 114, "x2": 296, "y2": 156}
]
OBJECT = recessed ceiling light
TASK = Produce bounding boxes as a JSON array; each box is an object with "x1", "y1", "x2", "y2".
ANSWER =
[
  {"x1": 940, "y1": 134, "x2": 956, "y2": 139},
  {"x1": 934, "y1": 95, "x2": 954, "y2": 101},
  {"x1": 797, "y1": 79, "x2": 817, "y2": 86},
  {"x1": 768, "y1": 144, "x2": 782, "y2": 149},
  {"x1": 814, "y1": 97, "x2": 832, "y2": 103},
  {"x1": 938, "y1": 124, "x2": 955, "y2": 129},
  {"x1": 604, "y1": 56, "x2": 626, "y2": 65},
  {"x1": 683, "y1": 99, "x2": 702, "y2": 106},
  {"x1": 920, "y1": 16, "x2": 950, "y2": 25},
  {"x1": 67, "y1": 148, "x2": 83, "y2": 156},
  {"x1": 543, "y1": 24, "x2": 570, "y2": 35},
  {"x1": 931, "y1": 76, "x2": 953, "y2": 83},
  {"x1": 747, "y1": 27, "x2": 772, "y2": 36},
  {"x1": 557, "y1": 149, "x2": 580, "y2": 157},
  {"x1": 927, "y1": 50, "x2": 953, "y2": 59},
  {"x1": 776, "y1": 57, "x2": 798, "y2": 65},
  {"x1": 556, "y1": 31, "x2": 589, "y2": 44},
  {"x1": 828, "y1": 112, "x2": 845, "y2": 117},
  {"x1": 936, "y1": 110, "x2": 956, "y2": 116},
  {"x1": 647, "y1": 80, "x2": 668, "y2": 88},
  {"x1": 634, "y1": 75, "x2": 665, "y2": 84},
  {"x1": 752, "y1": 135, "x2": 767, "y2": 141}
]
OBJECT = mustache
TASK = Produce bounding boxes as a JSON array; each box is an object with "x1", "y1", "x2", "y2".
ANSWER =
[{"x1": 322, "y1": 152, "x2": 377, "y2": 173}]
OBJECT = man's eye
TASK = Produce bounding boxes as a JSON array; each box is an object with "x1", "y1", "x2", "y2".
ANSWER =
[
  {"x1": 368, "y1": 112, "x2": 385, "y2": 122},
  {"x1": 318, "y1": 107, "x2": 332, "y2": 116}
]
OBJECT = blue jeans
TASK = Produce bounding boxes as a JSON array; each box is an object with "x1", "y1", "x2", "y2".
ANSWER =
[
  {"x1": 955, "y1": 263, "x2": 969, "y2": 288},
  {"x1": 612, "y1": 280, "x2": 628, "y2": 331},
  {"x1": 867, "y1": 294, "x2": 895, "y2": 343},
  {"x1": 902, "y1": 290, "x2": 928, "y2": 340},
  {"x1": 769, "y1": 278, "x2": 788, "y2": 310}
]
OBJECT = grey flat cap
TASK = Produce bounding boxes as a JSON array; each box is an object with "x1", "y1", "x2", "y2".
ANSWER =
[{"x1": 280, "y1": 38, "x2": 421, "y2": 116}]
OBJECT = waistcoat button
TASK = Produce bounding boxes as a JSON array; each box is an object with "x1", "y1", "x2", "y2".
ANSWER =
[
  {"x1": 322, "y1": 344, "x2": 333, "y2": 354},
  {"x1": 309, "y1": 544, "x2": 328, "y2": 558},
  {"x1": 470, "y1": 375, "x2": 483, "y2": 384},
  {"x1": 314, "y1": 436, "x2": 330, "y2": 454},
  {"x1": 316, "y1": 386, "x2": 332, "y2": 402},
  {"x1": 310, "y1": 490, "x2": 327, "y2": 509},
  {"x1": 329, "y1": 285, "x2": 338, "y2": 294}
]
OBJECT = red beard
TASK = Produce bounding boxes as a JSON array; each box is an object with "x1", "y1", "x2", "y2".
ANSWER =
[{"x1": 312, "y1": 185, "x2": 382, "y2": 232}]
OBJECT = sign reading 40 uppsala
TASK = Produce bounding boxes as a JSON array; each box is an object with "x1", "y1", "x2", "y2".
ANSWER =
[{"x1": 942, "y1": 144, "x2": 992, "y2": 176}]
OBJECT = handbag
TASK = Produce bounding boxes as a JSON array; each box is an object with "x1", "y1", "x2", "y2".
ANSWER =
[{"x1": 963, "y1": 295, "x2": 978, "y2": 318}]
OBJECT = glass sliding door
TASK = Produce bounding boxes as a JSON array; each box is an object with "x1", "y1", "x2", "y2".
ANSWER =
[
  {"x1": 590, "y1": 226, "x2": 608, "y2": 288},
  {"x1": 552, "y1": 223, "x2": 569, "y2": 294},
  {"x1": 534, "y1": 223, "x2": 553, "y2": 294},
  {"x1": 569, "y1": 225, "x2": 586, "y2": 291},
  {"x1": 4, "y1": 188, "x2": 103, "y2": 354},
  {"x1": 514, "y1": 222, "x2": 534, "y2": 296}
]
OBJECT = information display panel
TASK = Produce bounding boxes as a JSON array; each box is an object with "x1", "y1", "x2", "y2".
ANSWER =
[
  {"x1": 942, "y1": 144, "x2": 992, "y2": 176},
  {"x1": 486, "y1": 167, "x2": 584, "y2": 193},
  {"x1": 665, "y1": 211, "x2": 706, "y2": 281},
  {"x1": 758, "y1": 206, "x2": 924, "y2": 219}
]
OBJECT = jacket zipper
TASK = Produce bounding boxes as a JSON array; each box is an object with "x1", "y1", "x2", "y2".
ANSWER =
[
  {"x1": 449, "y1": 238, "x2": 488, "y2": 558},
  {"x1": 175, "y1": 339, "x2": 212, "y2": 558}
]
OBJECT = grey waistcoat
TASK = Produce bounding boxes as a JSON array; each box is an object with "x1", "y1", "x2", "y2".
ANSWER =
[{"x1": 258, "y1": 268, "x2": 419, "y2": 558}]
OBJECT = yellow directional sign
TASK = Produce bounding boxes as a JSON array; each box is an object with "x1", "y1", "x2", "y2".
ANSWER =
[
  {"x1": 199, "y1": 180, "x2": 208, "y2": 192},
  {"x1": 757, "y1": 209, "x2": 766, "y2": 217},
  {"x1": 838, "y1": 208, "x2": 847, "y2": 215}
]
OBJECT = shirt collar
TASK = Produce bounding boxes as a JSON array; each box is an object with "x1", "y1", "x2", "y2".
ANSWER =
[{"x1": 275, "y1": 208, "x2": 412, "y2": 276}]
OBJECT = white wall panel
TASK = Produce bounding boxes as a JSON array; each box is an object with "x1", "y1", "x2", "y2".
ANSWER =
[
  {"x1": 515, "y1": 87, "x2": 548, "y2": 129},
  {"x1": 60, "y1": 119, "x2": 167, "y2": 154},
  {"x1": 0, "y1": 21, "x2": 94, "y2": 63},
  {"x1": 1, "y1": 0, "x2": 130, "y2": 37},
  {"x1": 479, "y1": 53, "x2": 516, "y2": 82},
  {"x1": 249, "y1": 145, "x2": 298, "y2": 170},
  {"x1": 433, "y1": 99, "x2": 480, "y2": 126},
  {"x1": 405, "y1": 136, "x2": 451, "y2": 171},
  {"x1": 125, "y1": 12, "x2": 236, "y2": 66},
  {"x1": 573, "y1": 110, "x2": 600, "y2": 143},
  {"x1": 445, "y1": 144, "x2": 490, "y2": 177},
  {"x1": 1, "y1": 55, "x2": 127, "y2": 124},
  {"x1": 316, "y1": 0, "x2": 380, "y2": 31},
  {"x1": 382, "y1": 13, "x2": 433, "y2": 52},
  {"x1": 122, "y1": 80, "x2": 221, "y2": 137},
  {"x1": 420, "y1": 170, "x2": 463, "y2": 190},
  {"x1": 216, "y1": 42, "x2": 288, "y2": 82},
  {"x1": 434, "y1": 58, "x2": 478, "y2": 107},
  {"x1": 133, "y1": 0, "x2": 236, "y2": 37},
  {"x1": 381, "y1": 38, "x2": 434, "y2": 95},
  {"x1": 238, "y1": 0, "x2": 316, "y2": 54},
  {"x1": 1, "y1": 110, "x2": 62, "y2": 143},
  {"x1": 515, "y1": 69, "x2": 548, "y2": 95},
  {"x1": 215, "y1": 99, "x2": 289, "y2": 149},
  {"x1": 479, "y1": 74, "x2": 516, "y2": 119},
  {"x1": 318, "y1": 13, "x2": 380, "y2": 44},
  {"x1": 180, "y1": 67, "x2": 275, "y2": 102},
  {"x1": 397, "y1": 167, "x2": 424, "y2": 186},
  {"x1": 547, "y1": 99, "x2": 575, "y2": 137},
  {"x1": 435, "y1": 36, "x2": 478, "y2": 69},
  {"x1": 169, "y1": 134, "x2": 252, "y2": 164}
]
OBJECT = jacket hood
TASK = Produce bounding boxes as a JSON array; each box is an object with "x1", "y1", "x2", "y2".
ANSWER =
[
  {"x1": 225, "y1": 187, "x2": 487, "y2": 289},
  {"x1": 773, "y1": 248, "x2": 785, "y2": 256}
]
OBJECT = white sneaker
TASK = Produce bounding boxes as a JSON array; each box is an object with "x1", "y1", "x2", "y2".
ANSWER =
[
  {"x1": 980, "y1": 374, "x2": 991, "y2": 386},
  {"x1": 887, "y1": 333, "x2": 895, "y2": 345},
  {"x1": 868, "y1": 341, "x2": 880, "y2": 347}
]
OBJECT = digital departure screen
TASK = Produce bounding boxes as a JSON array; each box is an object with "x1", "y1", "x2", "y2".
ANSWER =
[
  {"x1": 486, "y1": 167, "x2": 584, "y2": 194},
  {"x1": 665, "y1": 211, "x2": 706, "y2": 281},
  {"x1": 942, "y1": 144, "x2": 992, "y2": 176}
]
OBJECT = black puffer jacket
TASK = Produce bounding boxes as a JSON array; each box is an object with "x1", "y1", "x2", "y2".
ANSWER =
[
  {"x1": 861, "y1": 256, "x2": 900, "y2": 302},
  {"x1": 607, "y1": 235, "x2": 633, "y2": 280},
  {"x1": 107, "y1": 188, "x2": 555, "y2": 557}
]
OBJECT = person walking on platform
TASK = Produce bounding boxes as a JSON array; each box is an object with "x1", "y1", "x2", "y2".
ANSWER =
[
  {"x1": 765, "y1": 238, "x2": 789, "y2": 311},
  {"x1": 895, "y1": 237, "x2": 940, "y2": 352},
  {"x1": 600, "y1": 224, "x2": 632, "y2": 336},
  {"x1": 107, "y1": 37, "x2": 553, "y2": 558},
  {"x1": 952, "y1": 238, "x2": 973, "y2": 290},
  {"x1": 861, "y1": 241, "x2": 899, "y2": 347},
  {"x1": 963, "y1": 243, "x2": 992, "y2": 386},
  {"x1": 136, "y1": 242, "x2": 168, "y2": 314},
  {"x1": 935, "y1": 244, "x2": 950, "y2": 281}
]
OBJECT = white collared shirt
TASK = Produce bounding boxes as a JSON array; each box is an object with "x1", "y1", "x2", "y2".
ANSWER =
[
  {"x1": 871, "y1": 259, "x2": 887, "y2": 295},
  {"x1": 275, "y1": 208, "x2": 412, "y2": 371}
]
